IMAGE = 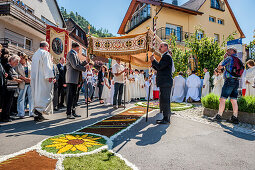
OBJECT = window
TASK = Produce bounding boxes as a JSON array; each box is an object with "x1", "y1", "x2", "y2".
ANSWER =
[
  {"x1": 41, "y1": 16, "x2": 57, "y2": 26},
  {"x1": 218, "y1": 19, "x2": 224, "y2": 25},
  {"x1": 214, "y1": 34, "x2": 219, "y2": 43},
  {"x1": 76, "y1": 29, "x2": 79, "y2": 36},
  {"x1": 196, "y1": 31, "x2": 204, "y2": 40},
  {"x1": 165, "y1": 24, "x2": 182, "y2": 41},
  {"x1": 211, "y1": 0, "x2": 220, "y2": 9},
  {"x1": 25, "y1": 5, "x2": 34, "y2": 14},
  {"x1": 82, "y1": 48, "x2": 87, "y2": 56},
  {"x1": 209, "y1": 16, "x2": 216, "y2": 22},
  {"x1": 25, "y1": 38, "x2": 32, "y2": 50}
]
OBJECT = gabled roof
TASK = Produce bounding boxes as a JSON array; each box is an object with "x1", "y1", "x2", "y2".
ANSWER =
[
  {"x1": 181, "y1": 0, "x2": 207, "y2": 11},
  {"x1": 53, "y1": 0, "x2": 66, "y2": 28},
  {"x1": 118, "y1": 0, "x2": 203, "y2": 34}
]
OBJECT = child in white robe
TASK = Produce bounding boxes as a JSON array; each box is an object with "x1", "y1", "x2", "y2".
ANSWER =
[
  {"x1": 101, "y1": 72, "x2": 111, "y2": 105},
  {"x1": 212, "y1": 69, "x2": 224, "y2": 97}
]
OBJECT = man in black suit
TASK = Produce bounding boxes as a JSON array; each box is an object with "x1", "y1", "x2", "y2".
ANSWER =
[
  {"x1": 57, "y1": 57, "x2": 66, "y2": 108},
  {"x1": 150, "y1": 42, "x2": 173, "y2": 124},
  {"x1": 97, "y1": 65, "x2": 107, "y2": 104},
  {"x1": 65, "y1": 42, "x2": 87, "y2": 119}
]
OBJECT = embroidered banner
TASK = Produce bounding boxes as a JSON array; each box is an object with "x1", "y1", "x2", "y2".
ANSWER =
[{"x1": 46, "y1": 25, "x2": 69, "y2": 64}]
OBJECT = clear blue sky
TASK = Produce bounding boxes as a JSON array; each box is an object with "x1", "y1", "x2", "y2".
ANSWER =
[{"x1": 57, "y1": 0, "x2": 254, "y2": 44}]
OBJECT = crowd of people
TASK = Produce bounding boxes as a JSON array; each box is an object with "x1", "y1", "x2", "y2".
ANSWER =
[{"x1": 0, "y1": 41, "x2": 254, "y2": 125}]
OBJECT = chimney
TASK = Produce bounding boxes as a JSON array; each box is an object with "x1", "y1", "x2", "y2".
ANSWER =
[{"x1": 172, "y1": 0, "x2": 178, "y2": 6}]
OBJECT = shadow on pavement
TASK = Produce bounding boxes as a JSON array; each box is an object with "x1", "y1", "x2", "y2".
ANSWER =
[
  {"x1": 113, "y1": 111, "x2": 170, "y2": 153},
  {"x1": 218, "y1": 123, "x2": 255, "y2": 141}
]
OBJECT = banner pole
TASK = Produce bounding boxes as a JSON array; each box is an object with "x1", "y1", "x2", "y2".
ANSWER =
[{"x1": 86, "y1": 81, "x2": 89, "y2": 118}]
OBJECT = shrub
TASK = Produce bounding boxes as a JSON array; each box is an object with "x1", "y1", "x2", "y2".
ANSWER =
[
  {"x1": 201, "y1": 93, "x2": 220, "y2": 110},
  {"x1": 202, "y1": 94, "x2": 255, "y2": 113}
]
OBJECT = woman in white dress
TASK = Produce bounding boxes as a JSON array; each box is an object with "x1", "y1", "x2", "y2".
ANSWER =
[
  {"x1": 101, "y1": 72, "x2": 111, "y2": 105},
  {"x1": 123, "y1": 72, "x2": 131, "y2": 103},
  {"x1": 212, "y1": 68, "x2": 224, "y2": 96},
  {"x1": 245, "y1": 60, "x2": 255, "y2": 96}
]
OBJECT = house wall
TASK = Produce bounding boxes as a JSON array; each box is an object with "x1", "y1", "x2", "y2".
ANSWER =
[
  {"x1": 126, "y1": 0, "x2": 242, "y2": 44},
  {"x1": 22, "y1": 0, "x2": 64, "y2": 27},
  {"x1": 0, "y1": 19, "x2": 43, "y2": 53}
]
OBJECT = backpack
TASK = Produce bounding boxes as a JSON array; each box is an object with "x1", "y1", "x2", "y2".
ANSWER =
[{"x1": 228, "y1": 55, "x2": 244, "y2": 77}]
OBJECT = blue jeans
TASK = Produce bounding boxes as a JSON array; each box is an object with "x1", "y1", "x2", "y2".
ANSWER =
[
  {"x1": 17, "y1": 84, "x2": 33, "y2": 116},
  {"x1": 83, "y1": 81, "x2": 93, "y2": 99},
  {"x1": 221, "y1": 78, "x2": 239, "y2": 100},
  {"x1": 113, "y1": 83, "x2": 124, "y2": 106}
]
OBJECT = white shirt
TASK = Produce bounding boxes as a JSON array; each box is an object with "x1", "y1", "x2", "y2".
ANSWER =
[
  {"x1": 82, "y1": 70, "x2": 93, "y2": 83},
  {"x1": 112, "y1": 63, "x2": 125, "y2": 83}
]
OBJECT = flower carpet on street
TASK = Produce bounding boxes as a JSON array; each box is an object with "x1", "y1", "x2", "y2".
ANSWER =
[
  {"x1": 0, "y1": 106, "x2": 152, "y2": 170},
  {"x1": 136, "y1": 101, "x2": 193, "y2": 111}
]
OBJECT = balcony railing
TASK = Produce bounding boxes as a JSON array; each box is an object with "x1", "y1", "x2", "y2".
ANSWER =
[
  {"x1": 211, "y1": 0, "x2": 225, "y2": 11},
  {"x1": 0, "y1": 38, "x2": 35, "y2": 56},
  {"x1": 156, "y1": 27, "x2": 193, "y2": 42},
  {"x1": 0, "y1": 0, "x2": 46, "y2": 34},
  {"x1": 125, "y1": 4, "x2": 151, "y2": 33}
]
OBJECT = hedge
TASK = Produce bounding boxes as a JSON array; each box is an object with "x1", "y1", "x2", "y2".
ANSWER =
[{"x1": 201, "y1": 93, "x2": 255, "y2": 113}]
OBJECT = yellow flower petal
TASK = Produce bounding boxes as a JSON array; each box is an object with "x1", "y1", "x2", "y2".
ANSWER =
[
  {"x1": 81, "y1": 134, "x2": 88, "y2": 139},
  {"x1": 57, "y1": 144, "x2": 73, "y2": 154},
  {"x1": 51, "y1": 138, "x2": 69, "y2": 143},
  {"x1": 75, "y1": 144, "x2": 88, "y2": 152},
  {"x1": 65, "y1": 135, "x2": 77, "y2": 140},
  {"x1": 45, "y1": 143, "x2": 67, "y2": 148},
  {"x1": 71, "y1": 147, "x2": 77, "y2": 151}
]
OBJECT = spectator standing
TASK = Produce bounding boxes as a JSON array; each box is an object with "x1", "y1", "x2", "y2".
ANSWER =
[
  {"x1": 98, "y1": 65, "x2": 107, "y2": 104},
  {"x1": 1, "y1": 55, "x2": 22, "y2": 122},
  {"x1": 53, "y1": 63, "x2": 60, "y2": 111},
  {"x1": 245, "y1": 60, "x2": 255, "y2": 96},
  {"x1": 212, "y1": 48, "x2": 243, "y2": 124},
  {"x1": 57, "y1": 57, "x2": 66, "y2": 108},
  {"x1": 16, "y1": 54, "x2": 33, "y2": 118}
]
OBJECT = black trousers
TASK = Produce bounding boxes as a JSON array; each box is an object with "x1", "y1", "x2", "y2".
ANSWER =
[
  {"x1": 160, "y1": 87, "x2": 172, "y2": 121},
  {"x1": 58, "y1": 83, "x2": 65, "y2": 106},
  {"x1": 66, "y1": 83, "x2": 78, "y2": 115},
  {"x1": 1, "y1": 89, "x2": 15, "y2": 120},
  {"x1": 98, "y1": 84, "x2": 103, "y2": 100},
  {"x1": 113, "y1": 83, "x2": 124, "y2": 106},
  {"x1": 53, "y1": 82, "x2": 58, "y2": 108}
]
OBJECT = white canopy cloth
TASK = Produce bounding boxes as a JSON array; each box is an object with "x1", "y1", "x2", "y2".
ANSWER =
[
  {"x1": 31, "y1": 49, "x2": 54, "y2": 115},
  {"x1": 186, "y1": 74, "x2": 201, "y2": 102}
]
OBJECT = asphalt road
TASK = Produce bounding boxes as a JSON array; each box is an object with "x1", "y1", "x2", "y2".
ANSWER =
[{"x1": 1, "y1": 101, "x2": 255, "y2": 170}]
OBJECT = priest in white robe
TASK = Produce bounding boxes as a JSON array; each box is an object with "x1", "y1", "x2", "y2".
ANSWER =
[
  {"x1": 202, "y1": 68, "x2": 210, "y2": 97},
  {"x1": 31, "y1": 41, "x2": 54, "y2": 122},
  {"x1": 172, "y1": 72, "x2": 186, "y2": 103},
  {"x1": 186, "y1": 71, "x2": 201, "y2": 102}
]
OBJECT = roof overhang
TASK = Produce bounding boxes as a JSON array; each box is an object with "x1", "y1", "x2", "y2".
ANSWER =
[{"x1": 117, "y1": 0, "x2": 203, "y2": 35}]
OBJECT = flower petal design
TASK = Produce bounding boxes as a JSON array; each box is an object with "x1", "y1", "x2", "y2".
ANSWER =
[
  {"x1": 75, "y1": 144, "x2": 88, "y2": 152},
  {"x1": 57, "y1": 144, "x2": 73, "y2": 154},
  {"x1": 81, "y1": 134, "x2": 89, "y2": 138},
  {"x1": 65, "y1": 135, "x2": 77, "y2": 140},
  {"x1": 45, "y1": 143, "x2": 67, "y2": 148},
  {"x1": 70, "y1": 147, "x2": 77, "y2": 151},
  {"x1": 50, "y1": 138, "x2": 68, "y2": 143}
]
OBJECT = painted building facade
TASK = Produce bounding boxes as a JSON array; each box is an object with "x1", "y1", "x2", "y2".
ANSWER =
[
  {"x1": 118, "y1": 0, "x2": 245, "y2": 45},
  {"x1": 0, "y1": 0, "x2": 65, "y2": 56}
]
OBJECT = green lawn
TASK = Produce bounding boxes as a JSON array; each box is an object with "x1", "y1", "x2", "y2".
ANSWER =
[{"x1": 63, "y1": 150, "x2": 132, "y2": 170}]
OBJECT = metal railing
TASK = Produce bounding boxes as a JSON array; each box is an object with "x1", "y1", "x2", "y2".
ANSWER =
[
  {"x1": 156, "y1": 27, "x2": 193, "y2": 42},
  {"x1": 0, "y1": 0, "x2": 46, "y2": 26}
]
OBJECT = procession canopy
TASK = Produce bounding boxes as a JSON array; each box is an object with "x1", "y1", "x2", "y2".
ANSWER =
[{"x1": 88, "y1": 29, "x2": 162, "y2": 68}]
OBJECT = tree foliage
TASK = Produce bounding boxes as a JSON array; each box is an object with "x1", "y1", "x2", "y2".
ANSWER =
[{"x1": 61, "y1": 7, "x2": 114, "y2": 37}]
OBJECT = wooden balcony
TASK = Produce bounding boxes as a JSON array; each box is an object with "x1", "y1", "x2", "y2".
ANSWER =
[
  {"x1": 0, "y1": 0, "x2": 46, "y2": 34},
  {"x1": 0, "y1": 38, "x2": 36, "y2": 56}
]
